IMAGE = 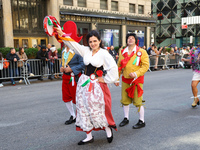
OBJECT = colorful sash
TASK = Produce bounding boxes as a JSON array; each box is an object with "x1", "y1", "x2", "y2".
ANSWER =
[{"x1": 122, "y1": 76, "x2": 144, "y2": 98}]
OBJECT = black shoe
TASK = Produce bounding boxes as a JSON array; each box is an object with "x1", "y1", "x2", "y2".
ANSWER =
[
  {"x1": 48, "y1": 76, "x2": 53, "y2": 80},
  {"x1": 132, "y1": 120, "x2": 145, "y2": 129},
  {"x1": 119, "y1": 118, "x2": 129, "y2": 127},
  {"x1": 107, "y1": 128, "x2": 113, "y2": 143},
  {"x1": 65, "y1": 116, "x2": 76, "y2": 125},
  {"x1": 38, "y1": 77, "x2": 43, "y2": 81},
  {"x1": 78, "y1": 137, "x2": 94, "y2": 145}
]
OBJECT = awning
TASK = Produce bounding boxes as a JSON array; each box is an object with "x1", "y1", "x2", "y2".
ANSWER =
[
  {"x1": 60, "y1": 11, "x2": 156, "y2": 23},
  {"x1": 126, "y1": 17, "x2": 156, "y2": 23},
  {"x1": 60, "y1": 11, "x2": 125, "y2": 20}
]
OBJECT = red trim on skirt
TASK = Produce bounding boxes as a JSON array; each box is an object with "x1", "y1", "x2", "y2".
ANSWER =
[{"x1": 76, "y1": 82, "x2": 117, "y2": 134}]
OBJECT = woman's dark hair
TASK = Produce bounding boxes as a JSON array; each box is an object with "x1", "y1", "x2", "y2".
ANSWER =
[
  {"x1": 126, "y1": 33, "x2": 138, "y2": 45},
  {"x1": 86, "y1": 30, "x2": 104, "y2": 50},
  {"x1": 19, "y1": 47, "x2": 23, "y2": 55},
  {"x1": 119, "y1": 44, "x2": 122, "y2": 48},
  {"x1": 0, "y1": 52, "x2": 2, "y2": 60}
]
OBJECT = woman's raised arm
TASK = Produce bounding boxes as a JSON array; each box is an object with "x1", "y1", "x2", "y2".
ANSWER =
[{"x1": 56, "y1": 28, "x2": 90, "y2": 57}]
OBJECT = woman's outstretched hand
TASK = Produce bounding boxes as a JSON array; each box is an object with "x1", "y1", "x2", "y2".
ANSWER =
[{"x1": 54, "y1": 27, "x2": 64, "y2": 37}]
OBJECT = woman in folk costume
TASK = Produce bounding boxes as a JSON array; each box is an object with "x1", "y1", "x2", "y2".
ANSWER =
[
  {"x1": 115, "y1": 33, "x2": 149, "y2": 129},
  {"x1": 56, "y1": 27, "x2": 118, "y2": 145},
  {"x1": 182, "y1": 47, "x2": 200, "y2": 107}
]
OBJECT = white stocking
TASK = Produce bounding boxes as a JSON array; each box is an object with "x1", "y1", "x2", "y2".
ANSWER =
[
  {"x1": 83, "y1": 132, "x2": 93, "y2": 142},
  {"x1": 65, "y1": 101, "x2": 76, "y2": 119},
  {"x1": 105, "y1": 126, "x2": 112, "y2": 138},
  {"x1": 137, "y1": 106, "x2": 144, "y2": 122},
  {"x1": 123, "y1": 105, "x2": 130, "y2": 119}
]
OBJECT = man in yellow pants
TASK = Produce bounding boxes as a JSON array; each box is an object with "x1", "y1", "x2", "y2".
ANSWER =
[{"x1": 115, "y1": 33, "x2": 149, "y2": 129}]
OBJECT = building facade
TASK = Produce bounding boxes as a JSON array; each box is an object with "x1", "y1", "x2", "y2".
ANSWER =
[
  {"x1": 0, "y1": 0, "x2": 155, "y2": 49},
  {"x1": 152, "y1": 0, "x2": 200, "y2": 47}
]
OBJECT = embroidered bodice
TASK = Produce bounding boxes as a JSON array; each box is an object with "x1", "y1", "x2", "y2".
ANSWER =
[{"x1": 85, "y1": 63, "x2": 103, "y2": 76}]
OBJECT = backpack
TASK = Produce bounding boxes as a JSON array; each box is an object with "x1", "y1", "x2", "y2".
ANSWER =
[{"x1": 3, "y1": 59, "x2": 9, "y2": 69}]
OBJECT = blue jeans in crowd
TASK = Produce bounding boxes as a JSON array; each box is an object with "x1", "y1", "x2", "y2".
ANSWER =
[{"x1": 9, "y1": 68, "x2": 18, "y2": 84}]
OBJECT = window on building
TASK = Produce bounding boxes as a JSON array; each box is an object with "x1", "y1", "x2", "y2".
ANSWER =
[
  {"x1": 14, "y1": 39, "x2": 19, "y2": 48},
  {"x1": 78, "y1": 0, "x2": 86, "y2": 7},
  {"x1": 129, "y1": 4, "x2": 135, "y2": 13},
  {"x1": 63, "y1": 0, "x2": 73, "y2": 6},
  {"x1": 100, "y1": 0, "x2": 107, "y2": 10},
  {"x1": 22, "y1": 39, "x2": 28, "y2": 48},
  {"x1": 111, "y1": 1, "x2": 118, "y2": 11},
  {"x1": 138, "y1": 5, "x2": 144, "y2": 14},
  {"x1": 11, "y1": 0, "x2": 46, "y2": 31}
]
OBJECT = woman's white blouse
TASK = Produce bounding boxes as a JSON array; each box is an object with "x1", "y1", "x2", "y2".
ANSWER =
[{"x1": 63, "y1": 37, "x2": 119, "y2": 83}]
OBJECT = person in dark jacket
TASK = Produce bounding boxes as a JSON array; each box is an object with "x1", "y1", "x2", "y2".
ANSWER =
[
  {"x1": 109, "y1": 45, "x2": 118, "y2": 62},
  {"x1": 6, "y1": 48, "x2": 20, "y2": 85},
  {"x1": 36, "y1": 46, "x2": 49, "y2": 80}
]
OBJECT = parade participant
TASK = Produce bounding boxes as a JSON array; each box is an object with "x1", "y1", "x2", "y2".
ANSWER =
[
  {"x1": 182, "y1": 48, "x2": 200, "y2": 107},
  {"x1": 56, "y1": 27, "x2": 118, "y2": 145},
  {"x1": 60, "y1": 43, "x2": 85, "y2": 125},
  {"x1": 115, "y1": 33, "x2": 149, "y2": 129}
]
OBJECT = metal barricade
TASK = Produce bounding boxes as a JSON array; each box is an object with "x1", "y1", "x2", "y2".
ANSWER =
[
  {"x1": 0, "y1": 58, "x2": 63, "y2": 85},
  {"x1": 149, "y1": 54, "x2": 183, "y2": 71},
  {"x1": 26, "y1": 58, "x2": 62, "y2": 83},
  {"x1": 165, "y1": 54, "x2": 181, "y2": 68},
  {"x1": 0, "y1": 60, "x2": 28, "y2": 85},
  {"x1": 149, "y1": 55, "x2": 169, "y2": 70}
]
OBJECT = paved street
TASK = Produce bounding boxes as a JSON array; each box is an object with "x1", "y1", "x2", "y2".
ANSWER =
[{"x1": 1, "y1": 69, "x2": 200, "y2": 150}]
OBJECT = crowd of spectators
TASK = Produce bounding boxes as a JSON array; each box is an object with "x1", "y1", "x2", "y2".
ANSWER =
[
  {"x1": 0, "y1": 44, "x2": 61, "y2": 87},
  {"x1": 144, "y1": 44, "x2": 198, "y2": 70}
]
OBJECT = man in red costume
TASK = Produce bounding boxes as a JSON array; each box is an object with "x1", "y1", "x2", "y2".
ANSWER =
[{"x1": 60, "y1": 21, "x2": 85, "y2": 125}]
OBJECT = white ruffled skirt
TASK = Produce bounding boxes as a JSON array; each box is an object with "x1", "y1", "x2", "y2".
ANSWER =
[{"x1": 75, "y1": 74, "x2": 108, "y2": 132}]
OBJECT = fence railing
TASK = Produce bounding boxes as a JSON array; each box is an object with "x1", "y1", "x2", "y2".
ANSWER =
[
  {"x1": 0, "y1": 55, "x2": 186, "y2": 85},
  {"x1": 149, "y1": 54, "x2": 183, "y2": 71},
  {"x1": 0, "y1": 59, "x2": 62, "y2": 85}
]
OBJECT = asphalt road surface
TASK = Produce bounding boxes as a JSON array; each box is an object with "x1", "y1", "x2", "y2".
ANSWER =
[{"x1": 1, "y1": 68, "x2": 200, "y2": 150}]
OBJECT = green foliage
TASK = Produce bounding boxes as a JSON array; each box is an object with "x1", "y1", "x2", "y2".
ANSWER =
[
  {"x1": 57, "y1": 48, "x2": 62, "y2": 56},
  {"x1": 24, "y1": 48, "x2": 38, "y2": 59},
  {"x1": 0, "y1": 47, "x2": 12, "y2": 58},
  {"x1": 0, "y1": 47, "x2": 38, "y2": 59}
]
